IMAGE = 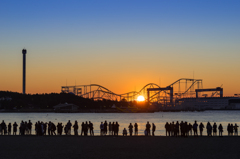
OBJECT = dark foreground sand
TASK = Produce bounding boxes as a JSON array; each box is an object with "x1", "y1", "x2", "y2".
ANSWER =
[{"x1": 0, "y1": 136, "x2": 240, "y2": 159}]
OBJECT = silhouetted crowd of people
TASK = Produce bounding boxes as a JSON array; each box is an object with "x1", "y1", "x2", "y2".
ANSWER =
[
  {"x1": 0, "y1": 119, "x2": 239, "y2": 137},
  {"x1": 164, "y1": 121, "x2": 239, "y2": 137}
]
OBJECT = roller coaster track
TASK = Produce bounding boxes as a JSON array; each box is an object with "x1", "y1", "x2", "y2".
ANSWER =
[{"x1": 61, "y1": 78, "x2": 203, "y2": 102}]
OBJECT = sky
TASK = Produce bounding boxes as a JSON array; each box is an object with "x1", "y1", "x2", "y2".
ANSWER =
[{"x1": 0, "y1": 0, "x2": 240, "y2": 96}]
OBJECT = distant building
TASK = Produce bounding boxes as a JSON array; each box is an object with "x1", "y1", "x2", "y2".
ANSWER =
[{"x1": 175, "y1": 97, "x2": 240, "y2": 110}]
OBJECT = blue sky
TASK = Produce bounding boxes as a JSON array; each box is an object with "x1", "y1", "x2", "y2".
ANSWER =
[{"x1": 1, "y1": 0, "x2": 240, "y2": 95}]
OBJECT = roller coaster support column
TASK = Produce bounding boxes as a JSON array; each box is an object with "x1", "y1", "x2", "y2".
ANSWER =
[{"x1": 147, "y1": 86, "x2": 173, "y2": 104}]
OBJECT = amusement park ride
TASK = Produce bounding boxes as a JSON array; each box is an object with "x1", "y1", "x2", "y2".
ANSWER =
[{"x1": 61, "y1": 78, "x2": 224, "y2": 105}]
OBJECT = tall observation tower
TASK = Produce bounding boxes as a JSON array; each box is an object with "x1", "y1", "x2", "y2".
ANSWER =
[{"x1": 22, "y1": 49, "x2": 27, "y2": 94}]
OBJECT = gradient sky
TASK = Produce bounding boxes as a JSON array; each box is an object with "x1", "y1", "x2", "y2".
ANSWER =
[{"x1": 0, "y1": 0, "x2": 240, "y2": 96}]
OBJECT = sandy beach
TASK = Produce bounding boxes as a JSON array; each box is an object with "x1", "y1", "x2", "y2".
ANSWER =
[{"x1": 0, "y1": 136, "x2": 240, "y2": 159}]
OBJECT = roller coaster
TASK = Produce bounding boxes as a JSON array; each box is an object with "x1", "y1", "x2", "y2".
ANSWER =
[{"x1": 61, "y1": 78, "x2": 203, "y2": 104}]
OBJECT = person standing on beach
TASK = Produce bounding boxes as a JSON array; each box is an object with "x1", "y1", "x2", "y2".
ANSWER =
[
  {"x1": 188, "y1": 123, "x2": 192, "y2": 136},
  {"x1": 84, "y1": 121, "x2": 88, "y2": 136},
  {"x1": 81, "y1": 122, "x2": 85, "y2": 136},
  {"x1": 104, "y1": 121, "x2": 108, "y2": 136},
  {"x1": 128, "y1": 123, "x2": 133, "y2": 136},
  {"x1": 152, "y1": 123, "x2": 156, "y2": 136},
  {"x1": 112, "y1": 122, "x2": 115, "y2": 135},
  {"x1": 134, "y1": 123, "x2": 138, "y2": 136},
  {"x1": 8, "y1": 123, "x2": 12, "y2": 135},
  {"x1": 170, "y1": 122, "x2": 174, "y2": 136},
  {"x1": 227, "y1": 123, "x2": 230, "y2": 136},
  {"x1": 28, "y1": 120, "x2": 32, "y2": 135},
  {"x1": 13, "y1": 122, "x2": 18, "y2": 135},
  {"x1": 100, "y1": 122, "x2": 104, "y2": 136},
  {"x1": 21, "y1": 121, "x2": 26, "y2": 135},
  {"x1": 1, "y1": 120, "x2": 7, "y2": 135},
  {"x1": 206, "y1": 122, "x2": 212, "y2": 136},
  {"x1": 108, "y1": 122, "x2": 112, "y2": 135},
  {"x1": 213, "y1": 123, "x2": 217, "y2": 136},
  {"x1": 234, "y1": 123, "x2": 238, "y2": 136},
  {"x1": 115, "y1": 122, "x2": 119, "y2": 136},
  {"x1": 175, "y1": 121, "x2": 179, "y2": 137},
  {"x1": 57, "y1": 123, "x2": 60, "y2": 135},
  {"x1": 165, "y1": 122, "x2": 170, "y2": 136},
  {"x1": 199, "y1": 122, "x2": 204, "y2": 136},
  {"x1": 51, "y1": 123, "x2": 56, "y2": 135},
  {"x1": 89, "y1": 121, "x2": 94, "y2": 136},
  {"x1": 218, "y1": 124, "x2": 223, "y2": 137},
  {"x1": 73, "y1": 120, "x2": 78, "y2": 136},
  {"x1": 67, "y1": 120, "x2": 72, "y2": 135},
  {"x1": 180, "y1": 121, "x2": 184, "y2": 137},
  {"x1": 193, "y1": 121, "x2": 198, "y2": 137},
  {"x1": 146, "y1": 121, "x2": 151, "y2": 136},
  {"x1": 48, "y1": 122, "x2": 52, "y2": 135},
  {"x1": 64, "y1": 125, "x2": 68, "y2": 135}
]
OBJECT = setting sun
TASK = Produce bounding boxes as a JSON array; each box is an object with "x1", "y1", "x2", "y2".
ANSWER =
[{"x1": 137, "y1": 95, "x2": 145, "y2": 102}]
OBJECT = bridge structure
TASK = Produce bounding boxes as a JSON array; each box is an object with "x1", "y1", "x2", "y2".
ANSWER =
[{"x1": 61, "y1": 78, "x2": 205, "y2": 105}]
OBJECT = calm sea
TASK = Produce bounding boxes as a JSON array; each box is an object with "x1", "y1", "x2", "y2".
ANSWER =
[{"x1": 1, "y1": 111, "x2": 240, "y2": 136}]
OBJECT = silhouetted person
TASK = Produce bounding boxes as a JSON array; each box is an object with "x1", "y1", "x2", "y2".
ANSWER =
[
  {"x1": 213, "y1": 123, "x2": 217, "y2": 136},
  {"x1": 134, "y1": 123, "x2": 138, "y2": 136},
  {"x1": 193, "y1": 121, "x2": 198, "y2": 137},
  {"x1": 115, "y1": 122, "x2": 119, "y2": 136},
  {"x1": 199, "y1": 122, "x2": 204, "y2": 136},
  {"x1": 218, "y1": 124, "x2": 223, "y2": 137},
  {"x1": 227, "y1": 123, "x2": 230, "y2": 136},
  {"x1": 1, "y1": 120, "x2": 7, "y2": 135},
  {"x1": 128, "y1": 123, "x2": 133, "y2": 136},
  {"x1": 28, "y1": 120, "x2": 32, "y2": 135},
  {"x1": 170, "y1": 122, "x2": 174, "y2": 136},
  {"x1": 180, "y1": 121, "x2": 184, "y2": 136},
  {"x1": 20, "y1": 121, "x2": 26, "y2": 135},
  {"x1": 67, "y1": 120, "x2": 72, "y2": 135},
  {"x1": 183, "y1": 122, "x2": 188, "y2": 137},
  {"x1": 123, "y1": 128, "x2": 127, "y2": 136},
  {"x1": 230, "y1": 124, "x2": 234, "y2": 136},
  {"x1": 64, "y1": 125, "x2": 68, "y2": 135},
  {"x1": 165, "y1": 122, "x2": 170, "y2": 136},
  {"x1": 73, "y1": 121, "x2": 78, "y2": 136},
  {"x1": 48, "y1": 122, "x2": 52, "y2": 135},
  {"x1": 84, "y1": 121, "x2": 88, "y2": 136},
  {"x1": 57, "y1": 123, "x2": 61, "y2": 135},
  {"x1": 89, "y1": 121, "x2": 94, "y2": 136},
  {"x1": 146, "y1": 121, "x2": 151, "y2": 136},
  {"x1": 43, "y1": 123, "x2": 47, "y2": 135},
  {"x1": 37, "y1": 121, "x2": 42, "y2": 136},
  {"x1": 51, "y1": 123, "x2": 56, "y2": 135},
  {"x1": 81, "y1": 122, "x2": 85, "y2": 136},
  {"x1": 206, "y1": 122, "x2": 212, "y2": 136},
  {"x1": 175, "y1": 121, "x2": 179, "y2": 137},
  {"x1": 152, "y1": 123, "x2": 156, "y2": 136},
  {"x1": 104, "y1": 121, "x2": 108, "y2": 136},
  {"x1": 8, "y1": 123, "x2": 11, "y2": 135},
  {"x1": 34, "y1": 122, "x2": 38, "y2": 135},
  {"x1": 112, "y1": 122, "x2": 115, "y2": 136},
  {"x1": 109, "y1": 122, "x2": 112, "y2": 135},
  {"x1": 100, "y1": 122, "x2": 104, "y2": 136},
  {"x1": 13, "y1": 122, "x2": 18, "y2": 135},
  {"x1": 188, "y1": 123, "x2": 192, "y2": 136},
  {"x1": 234, "y1": 123, "x2": 238, "y2": 136}
]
